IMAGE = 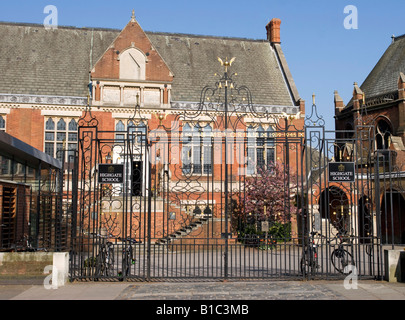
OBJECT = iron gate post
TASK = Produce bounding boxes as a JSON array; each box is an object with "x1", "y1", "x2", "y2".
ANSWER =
[
  {"x1": 224, "y1": 69, "x2": 229, "y2": 280},
  {"x1": 70, "y1": 151, "x2": 79, "y2": 280},
  {"x1": 374, "y1": 151, "x2": 383, "y2": 279},
  {"x1": 56, "y1": 151, "x2": 64, "y2": 252},
  {"x1": 147, "y1": 141, "x2": 152, "y2": 281},
  {"x1": 388, "y1": 151, "x2": 395, "y2": 250}
]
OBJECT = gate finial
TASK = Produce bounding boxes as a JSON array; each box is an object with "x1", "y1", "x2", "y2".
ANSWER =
[{"x1": 217, "y1": 57, "x2": 235, "y2": 72}]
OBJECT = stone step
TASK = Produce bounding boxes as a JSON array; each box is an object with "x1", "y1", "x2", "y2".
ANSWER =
[{"x1": 155, "y1": 217, "x2": 211, "y2": 245}]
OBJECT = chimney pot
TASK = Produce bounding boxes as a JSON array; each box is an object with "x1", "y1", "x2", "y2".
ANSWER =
[{"x1": 266, "y1": 18, "x2": 281, "y2": 44}]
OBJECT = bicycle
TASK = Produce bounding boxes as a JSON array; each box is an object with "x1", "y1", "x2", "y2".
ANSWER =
[
  {"x1": 329, "y1": 231, "x2": 355, "y2": 274},
  {"x1": 300, "y1": 231, "x2": 320, "y2": 276},
  {"x1": 118, "y1": 237, "x2": 138, "y2": 280},
  {"x1": 94, "y1": 236, "x2": 115, "y2": 279},
  {"x1": 12, "y1": 235, "x2": 50, "y2": 252},
  {"x1": 301, "y1": 231, "x2": 355, "y2": 276}
]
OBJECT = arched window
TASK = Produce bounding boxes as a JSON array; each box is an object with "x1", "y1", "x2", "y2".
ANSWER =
[
  {"x1": 203, "y1": 125, "x2": 213, "y2": 174},
  {"x1": 192, "y1": 124, "x2": 202, "y2": 174},
  {"x1": 266, "y1": 126, "x2": 275, "y2": 165},
  {"x1": 246, "y1": 125, "x2": 276, "y2": 174},
  {"x1": 128, "y1": 120, "x2": 136, "y2": 134},
  {"x1": 246, "y1": 126, "x2": 256, "y2": 175},
  {"x1": 136, "y1": 121, "x2": 147, "y2": 143},
  {"x1": 119, "y1": 48, "x2": 146, "y2": 80},
  {"x1": 0, "y1": 115, "x2": 5, "y2": 131},
  {"x1": 181, "y1": 123, "x2": 212, "y2": 175},
  {"x1": 45, "y1": 118, "x2": 55, "y2": 157},
  {"x1": 57, "y1": 118, "x2": 66, "y2": 131},
  {"x1": 182, "y1": 123, "x2": 192, "y2": 174},
  {"x1": 57, "y1": 126, "x2": 66, "y2": 143},
  {"x1": 116, "y1": 120, "x2": 125, "y2": 131},
  {"x1": 116, "y1": 120, "x2": 147, "y2": 143},
  {"x1": 45, "y1": 118, "x2": 55, "y2": 130},
  {"x1": 256, "y1": 125, "x2": 265, "y2": 169},
  {"x1": 68, "y1": 119, "x2": 77, "y2": 131},
  {"x1": 44, "y1": 118, "x2": 77, "y2": 162},
  {"x1": 115, "y1": 120, "x2": 125, "y2": 141},
  {"x1": 376, "y1": 119, "x2": 391, "y2": 150}
]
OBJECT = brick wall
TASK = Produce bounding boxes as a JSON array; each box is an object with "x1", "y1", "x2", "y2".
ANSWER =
[{"x1": 6, "y1": 108, "x2": 43, "y2": 150}]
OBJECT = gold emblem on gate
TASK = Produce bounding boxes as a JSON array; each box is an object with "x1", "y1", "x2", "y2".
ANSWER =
[
  {"x1": 338, "y1": 164, "x2": 345, "y2": 172},
  {"x1": 108, "y1": 166, "x2": 115, "y2": 173}
]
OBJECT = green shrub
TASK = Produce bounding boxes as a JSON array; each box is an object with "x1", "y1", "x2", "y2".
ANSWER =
[
  {"x1": 238, "y1": 221, "x2": 291, "y2": 245},
  {"x1": 269, "y1": 222, "x2": 291, "y2": 242}
]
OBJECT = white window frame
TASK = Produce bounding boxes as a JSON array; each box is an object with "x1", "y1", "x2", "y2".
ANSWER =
[
  {"x1": 182, "y1": 123, "x2": 213, "y2": 175},
  {"x1": 44, "y1": 117, "x2": 78, "y2": 162},
  {"x1": 246, "y1": 125, "x2": 276, "y2": 175},
  {"x1": 114, "y1": 119, "x2": 147, "y2": 144}
]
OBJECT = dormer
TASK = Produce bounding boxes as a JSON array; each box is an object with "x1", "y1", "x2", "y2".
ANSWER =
[{"x1": 91, "y1": 11, "x2": 173, "y2": 109}]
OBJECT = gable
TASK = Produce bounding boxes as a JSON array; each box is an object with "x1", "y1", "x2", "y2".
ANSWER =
[{"x1": 91, "y1": 18, "x2": 173, "y2": 83}]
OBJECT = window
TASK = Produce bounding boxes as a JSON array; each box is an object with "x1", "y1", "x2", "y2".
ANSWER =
[
  {"x1": 129, "y1": 121, "x2": 147, "y2": 144},
  {"x1": 0, "y1": 115, "x2": 5, "y2": 132},
  {"x1": 246, "y1": 125, "x2": 276, "y2": 175},
  {"x1": 376, "y1": 119, "x2": 391, "y2": 150},
  {"x1": 115, "y1": 120, "x2": 147, "y2": 143},
  {"x1": 182, "y1": 123, "x2": 213, "y2": 175},
  {"x1": 44, "y1": 117, "x2": 78, "y2": 162},
  {"x1": 115, "y1": 120, "x2": 125, "y2": 141}
]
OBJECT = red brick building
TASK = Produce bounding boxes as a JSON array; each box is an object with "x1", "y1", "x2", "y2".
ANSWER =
[
  {"x1": 0, "y1": 14, "x2": 303, "y2": 153},
  {"x1": 0, "y1": 13, "x2": 305, "y2": 244},
  {"x1": 334, "y1": 34, "x2": 405, "y2": 244}
]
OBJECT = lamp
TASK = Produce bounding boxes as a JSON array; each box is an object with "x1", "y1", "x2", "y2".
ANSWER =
[{"x1": 105, "y1": 152, "x2": 112, "y2": 163}]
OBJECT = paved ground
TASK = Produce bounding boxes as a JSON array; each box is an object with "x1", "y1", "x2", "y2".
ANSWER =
[
  {"x1": 1, "y1": 278, "x2": 404, "y2": 301},
  {"x1": 1, "y1": 278, "x2": 403, "y2": 318}
]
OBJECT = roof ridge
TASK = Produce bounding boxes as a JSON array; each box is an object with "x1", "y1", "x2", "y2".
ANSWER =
[
  {"x1": 0, "y1": 20, "x2": 266, "y2": 42},
  {"x1": 145, "y1": 30, "x2": 266, "y2": 42},
  {"x1": 0, "y1": 20, "x2": 122, "y2": 32}
]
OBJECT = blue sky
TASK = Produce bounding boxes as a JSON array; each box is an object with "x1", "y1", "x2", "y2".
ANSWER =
[{"x1": 1, "y1": 0, "x2": 404, "y2": 130}]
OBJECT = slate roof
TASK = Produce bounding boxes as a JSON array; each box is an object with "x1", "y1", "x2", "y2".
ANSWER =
[
  {"x1": 0, "y1": 22, "x2": 119, "y2": 98},
  {"x1": 0, "y1": 21, "x2": 298, "y2": 107},
  {"x1": 358, "y1": 34, "x2": 405, "y2": 100},
  {"x1": 146, "y1": 32, "x2": 295, "y2": 106}
]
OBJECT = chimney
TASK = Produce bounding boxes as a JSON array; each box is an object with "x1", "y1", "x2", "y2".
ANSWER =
[
  {"x1": 266, "y1": 18, "x2": 281, "y2": 44},
  {"x1": 334, "y1": 90, "x2": 345, "y2": 116},
  {"x1": 398, "y1": 72, "x2": 405, "y2": 99},
  {"x1": 352, "y1": 82, "x2": 364, "y2": 110}
]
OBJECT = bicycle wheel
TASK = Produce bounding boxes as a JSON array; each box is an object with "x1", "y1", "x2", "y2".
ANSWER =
[
  {"x1": 94, "y1": 252, "x2": 105, "y2": 279},
  {"x1": 105, "y1": 246, "x2": 115, "y2": 276},
  {"x1": 331, "y1": 248, "x2": 354, "y2": 274},
  {"x1": 122, "y1": 250, "x2": 129, "y2": 278},
  {"x1": 300, "y1": 249, "x2": 316, "y2": 276}
]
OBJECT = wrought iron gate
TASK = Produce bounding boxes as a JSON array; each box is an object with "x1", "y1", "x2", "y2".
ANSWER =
[
  {"x1": 69, "y1": 61, "x2": 388, "y2": 281},
  {"x1": 302, "y1": 104, "x2": 385, "y2": 279}
]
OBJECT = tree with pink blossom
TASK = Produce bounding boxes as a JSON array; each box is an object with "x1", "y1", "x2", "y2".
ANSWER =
[{"x1": 232, "y1": 162, "x2": 299, "y2": 244}]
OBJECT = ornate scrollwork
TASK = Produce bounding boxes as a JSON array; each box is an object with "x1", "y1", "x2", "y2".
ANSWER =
[
  {"x1": 78, "y1": 101, "x2": 98, "y2": 128},
  {"x1": 305, "y1": 96, "x2": 325, "y2": 127}
]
